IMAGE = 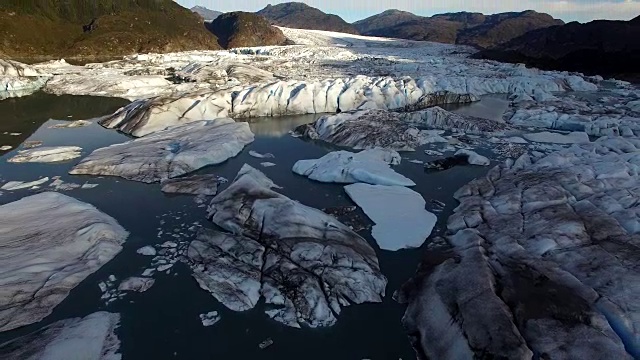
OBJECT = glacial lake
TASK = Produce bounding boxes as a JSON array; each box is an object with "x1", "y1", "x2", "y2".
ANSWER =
[{"x1": 0, "y1": 93, "x2": 494, "y2": 359}]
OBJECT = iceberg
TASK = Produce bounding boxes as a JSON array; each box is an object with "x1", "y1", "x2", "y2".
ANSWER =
[
  {"x1": 70, "y1": 119, "x2": 254, "y2": 183},
  {"x1": 344, "y1": 183, "x2": 437, "y2": 251},
  {"x1": 1, "y1": 177, "x2": 50, "y2": 191},
  {"x1": 8, "y1": 146, "x2": 82, "y2": 163},
  {"x1": 292, "y1": 148, "x2": 415, "y2": 186},
  {"x1": 0, "y1": 192, "x2": 128, "y2": 332},
  {"x1": 187, "y1": 166, "x2": 387, "y2": 328},
  {"x1": 0, "y1": 312, "x2": 121, "y2": 360}
]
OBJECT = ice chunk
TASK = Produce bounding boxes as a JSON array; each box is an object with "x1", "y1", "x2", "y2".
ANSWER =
[
  {"x1": 136, "y1": 246, "x2": 156, "y2": 256},
  {"x1": 1, "y1": 177, "x2": 50, "y2": 191},
  {"x1": 0, "y1": 193, "x2": 128, "y2": 332},
  {"x1": 0, "y1": 312, "x2": 121, "y2": 360},
  {"x1": 454, "y1": 149, "x2": 490, "y2": 166},
  {"x1": 199, "y1": 311, "x2": 221, "y2": 327},
  {"x1": 293, "y1": 148, "x2": 414, "y2": 186},
  {"x1": 524, "y1": 131, "x2": 590, "y2": 144},
  {"x1": 260, "y1": 162, "x2": 276, "y2": 167},
  {"x1": 8, "y1": 146, "x2": 82, "y2": 163},
  {"x1": 117, "y1": 277, "x2": 155, "y2": 292},
  {"x1": 70, "y1": 119, "x2": 254, "y2": 183},
  {"x1": 0, "y1": 145, "x2": 11, "y2": 151},
  {"x1": 344, "y1": 184, "x2": 437, "y2": 251},
  {"x1": 249, "y1": 150, "x2": 275, "y2": 159}
]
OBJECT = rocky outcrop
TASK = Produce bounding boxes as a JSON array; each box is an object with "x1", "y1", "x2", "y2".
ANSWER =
[
  {"x1": 70, "y1": 119, "x2": 254, "y2": 183},
  {"x1": 397, "y1": 137, "x2": 640, "y2": 359},
  {"x1": 191, "y1": 5, "x2": 222, "y2": 21},
  {"x1": 257, "y1": 2, "x2": 358, "y2": 34},
  {"x1": 205, "y1": 12, "x2": 287, "y2": 49},
  {"x1": 475, "y1": 18, "x2": 640, "y2": 80},
  {"x1": 187, "y1": 166, "x2": 387, "y2": 328},
  {"x1": 354, "y1": 10, "x2": 563, "y2": 48},
  {"x1": 0, "y1": 193, "x2": 128, "y2": 332}
]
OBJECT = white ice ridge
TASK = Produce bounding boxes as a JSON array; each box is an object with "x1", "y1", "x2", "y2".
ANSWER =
[
  {"x1": 0, "y1": 312, "x2": 121, "y2": 360},
  {"x1": 0, "y1": 59, "x2": 50, "y2": 97},
  {"x1": 345, "y1": 183, "x2": 437, "y2": 251},
  {"x1": 0, "y1": 193, "x2": 128, "y2": 332},
  {"x1": 293, "y1": 148, "x2": 415, "y2": 186},
  {"x1": 70, "y1": 119, "x2": 254, "y2": 183}
]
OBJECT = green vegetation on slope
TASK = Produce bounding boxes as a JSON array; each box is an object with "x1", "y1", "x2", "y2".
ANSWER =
[{"x1": 0, "y1": 0, "x2": 220, "y2": 60}]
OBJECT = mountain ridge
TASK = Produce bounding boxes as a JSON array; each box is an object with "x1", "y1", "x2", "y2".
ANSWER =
[{"x1": 257, "y1": 2, "x2": 358, "y2": 34}]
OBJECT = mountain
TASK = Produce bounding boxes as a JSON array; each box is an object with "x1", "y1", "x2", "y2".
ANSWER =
[
  {"x1": 191, "y1": 5, "x2": 222, "y2": 21},
  {"x1": 475, "y1": 18, "x2": 640, "y2": 81},
  {"x1": 257, "y1": 2, "x2": 358, "y2": 34},
  {"x1": 205, "y1": 12, "x2": 287, "y2": 49},
  {"x1": 353, "y1": 10, "x2": 563, "y2": 48},
  {"x1": 0, "y1": 0, "x2": 220, "y2": 60}
]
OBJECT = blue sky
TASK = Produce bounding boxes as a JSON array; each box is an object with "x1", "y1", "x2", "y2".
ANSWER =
[{"x1": 178, "y1": 0, "x2": 640, "y2": 23}]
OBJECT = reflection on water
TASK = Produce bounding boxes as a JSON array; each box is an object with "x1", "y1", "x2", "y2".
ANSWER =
[
  {"x1": 0, "y1": 92, "x2": 129, "y2": 155},
  {"x1": 247, "y1": 113, "x2": 325, "y2": 137},
  {"x1": 0, "y1": 95, "x2": 495, "y2": 359},
  {"x1": 442, "y1": 94, "x2": 510, "y2": 121}
]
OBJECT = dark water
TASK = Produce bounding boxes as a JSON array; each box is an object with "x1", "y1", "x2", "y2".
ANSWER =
[{"x1": 0, "y1": 95, "x2": 493, "y2": 359}]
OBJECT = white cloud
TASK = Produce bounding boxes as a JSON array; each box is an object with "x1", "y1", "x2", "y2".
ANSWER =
[{"x1": 178, "y1": 0, "x2": 640, "y2": 23}]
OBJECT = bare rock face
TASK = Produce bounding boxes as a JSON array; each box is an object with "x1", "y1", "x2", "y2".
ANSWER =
[
  {"x1": 398, "y1": 137, "x2": 640, "y2": 359},
  {"x1": 0, "y1": 193, "x2": 128, "y2": 332},
  {"x1": 476, "y1": 17, "x2": 640, "y2": 80},
  {"x1": 205, "y1": 12, "x2": 287, "y2": 49},
  {"x1": 0, "y1": 312, "x2": 121, "y2": 360},
  {"x1": 187, "y1": 166, "x2": 387, "y2": 328}
]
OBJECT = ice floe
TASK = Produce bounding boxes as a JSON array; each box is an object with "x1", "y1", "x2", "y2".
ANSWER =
[
  {"x1": 199, "y1": 311, "x2": 221, "y2": 327},
  {"x1": 70, "y1": 119, "x2": 254, "y2": 183},
  {"x1": 49, "y1": 120, "x2": 92, "y2": 128},
  {"x1": 187, "y1": 166, "x2": 386, "y2": 328},
  {"x1": 0, "y1": 312, "x2": 121, "y2": 360},
  {"x1": 137, "y1": 246, "x2": 157, "y2": 256},
  {"x1": 344, "y1": 183, "x2": 437, "y2": 251},
  {"x1": 0, "y1": 192, "x2": 127, "y2": 332},
  {"x1": 249, "y1": 150, "x2": 275, "y2": 159},
  {"x1": 8, "y1": 146, "x2": 82, "y2": 163},
  {"x1": 0, "y1": 146, "x2": 11, "y2": 151},
  {"x1": 398, "y1": 136, "x2": 640, "y2": 359},
  {"x1": 117, "y1": 277, "x2": 155, "y2": 292},
  {"x1": 292, "y1": 148, "x2": 414, "y2": 186},
  {"x1": 161, "y1": 174, "x2": 227, "y2": 196},
  {"x1": 1, "y1": 177, "x2": 50, "y2": 191}
]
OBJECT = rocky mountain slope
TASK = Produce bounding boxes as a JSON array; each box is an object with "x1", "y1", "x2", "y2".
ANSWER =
[
  {"x1": 476, "y1": 17, "x2": 640, "y2": 80},
  {"x1": 0, "y1": 0, "x2": 220, "y2": 60},
  {"x1": 354, "y1": 10, "x2": 563, "y2": 48},
  {"x1": 257, "y1": 2, "x2": 358, "y2": 34},
  {"x1": 191, "y1": 5, "x2": 222, "y2": 20},
  {"x1": 205, "y1": 12, "x2": 287, "y2": 49}
]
